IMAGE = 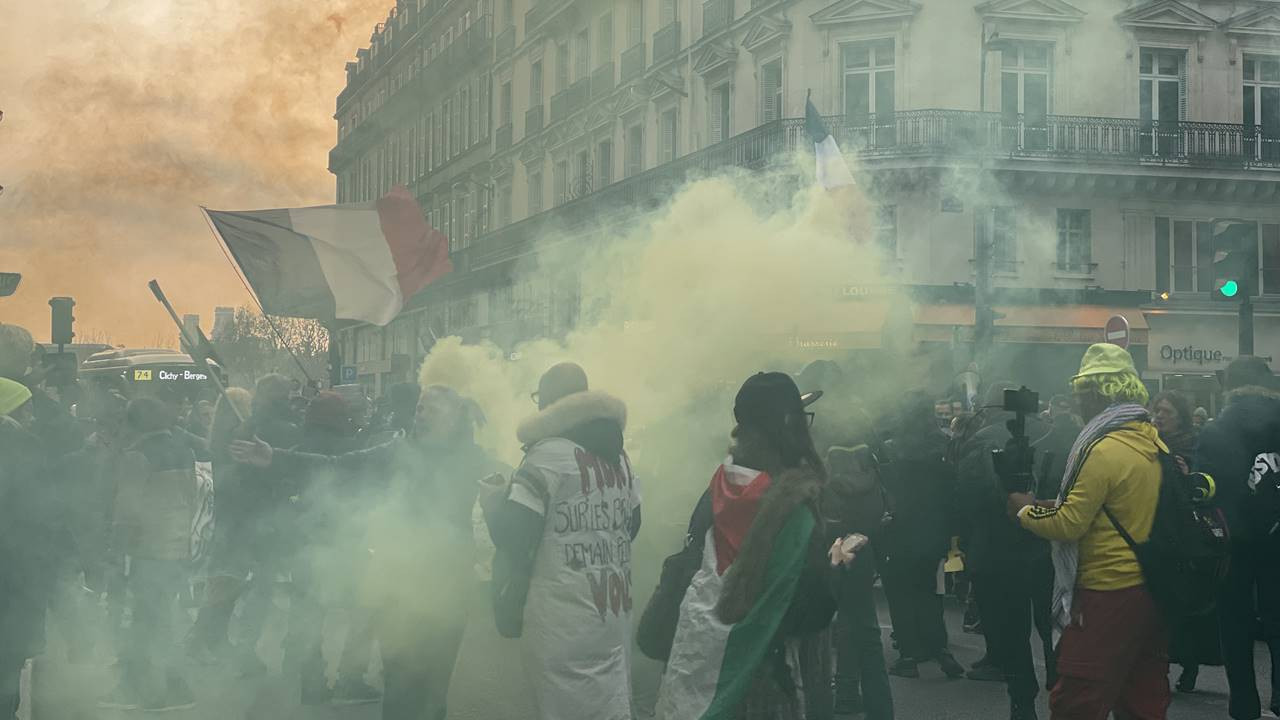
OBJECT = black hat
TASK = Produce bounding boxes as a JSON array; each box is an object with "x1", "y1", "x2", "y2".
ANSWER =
[{"x1": 734, "y1": 372, "x2": 823, "y2": 429}]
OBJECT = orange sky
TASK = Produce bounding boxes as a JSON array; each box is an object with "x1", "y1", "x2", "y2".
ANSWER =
[{"x1": 0, "y1": 0, "x2": 390, "y2": 346}]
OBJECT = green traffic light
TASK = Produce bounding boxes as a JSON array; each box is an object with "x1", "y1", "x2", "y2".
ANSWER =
[{"x1": 1221, "y1": 280, "x2": 1240, "y2": 298}]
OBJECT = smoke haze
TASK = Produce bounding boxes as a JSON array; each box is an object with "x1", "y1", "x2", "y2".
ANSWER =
[{"x1": 0, "y1": 0, "x2": 388, "y2": 345}]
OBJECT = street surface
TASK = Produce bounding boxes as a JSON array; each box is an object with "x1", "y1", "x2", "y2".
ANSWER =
[{"x1": 26, "y1": 588, "x2": 1263, "y2": 719}]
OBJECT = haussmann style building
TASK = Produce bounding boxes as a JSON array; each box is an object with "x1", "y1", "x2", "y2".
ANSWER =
[{"x1": 328, "y1": 0, "x2": 1280, "y2": 410}]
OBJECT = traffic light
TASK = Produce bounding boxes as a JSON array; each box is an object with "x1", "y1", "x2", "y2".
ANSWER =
[
  {"x1": 49, "y1": 296, "x2": 75, "y2": 345},
  {"x1": 1210, "y1": 220, "x2": 1258, "y2": 302}
]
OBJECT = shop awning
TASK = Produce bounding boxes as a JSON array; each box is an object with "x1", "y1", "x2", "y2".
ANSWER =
[
  {"x1": 785, "y1": 300, "x2": 892, "y2": 351},
  {"x1": 913, "y1": 305, "x2": 1149, "y2": 345}
]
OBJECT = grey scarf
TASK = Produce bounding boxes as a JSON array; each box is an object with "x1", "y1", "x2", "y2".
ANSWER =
[{"x1": 1048, "y1": 403, "x2": 1150, "y2": 631}]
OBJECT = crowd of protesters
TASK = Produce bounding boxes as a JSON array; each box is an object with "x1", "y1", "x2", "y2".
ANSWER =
[{"x1": 1, "y1": 317, "x2": 1279, "y2": 720}]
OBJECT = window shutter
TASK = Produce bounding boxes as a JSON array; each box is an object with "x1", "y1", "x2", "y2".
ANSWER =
[
  {"x1": 662, "y1": 111, "x2": 676, "y2": 160},
  {"x1": 710, "y1": 89, "x2": 723, "y2": 143},
  {"x1": 1179, "y1": 55, "x2": 1188, "y2": 120},
  {"x1": 761, "y1": 63, "x2": 779, "y2": 122}
]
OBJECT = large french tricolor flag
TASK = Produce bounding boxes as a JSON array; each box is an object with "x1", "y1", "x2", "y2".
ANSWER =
[
  {"x1": 203, "y1": 186, "x2": 451, "y2": 326},
  {"x1": 806, "y1": 92, "x2": 856, "y2": 190}
]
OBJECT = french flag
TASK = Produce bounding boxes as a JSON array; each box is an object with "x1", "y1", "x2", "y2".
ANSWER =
[
  {"x1": 203, "y1": 187, "x2": 451, "y2": 326},
  {"x1": 805, "y1": 91, "x2": 856, "y2": 190}
]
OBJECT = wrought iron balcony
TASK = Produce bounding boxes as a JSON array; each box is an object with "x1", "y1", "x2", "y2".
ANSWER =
[
  {"x1": 458, "y1": 15, "x2": 492, "y2": 60},
  {"x1": 591, "y1": 62, "x2": 615, "y2": 98},
  {"x1": 653, "y1": 21, "x2": 681, "y2": 64},
  {"x1": 780, "y1": 109, "x2": 1280, "y2": 169},
  {"x1": 525, "y1": 104, "x2": 544, "y2": 136},
  {"x1": 496, "y1": 123, "x2": 513, "y2": 151},
  {"x1": 702, "y1": 0, "x2": 733, "y2": 37},
  {"x1": 525, "y1": 0, "x2": 574, "y2": 38},
  {"x1": 620, "y1": 42, "x2": 646, "y2": 83},
  {"x1": 495, "y1": 25, "x2": 516, "y2": 58}
]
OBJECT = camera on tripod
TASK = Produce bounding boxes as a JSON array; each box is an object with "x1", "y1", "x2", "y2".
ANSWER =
[{"x1": 991, "y1": 386, "x2": 1039, "y2": 494}]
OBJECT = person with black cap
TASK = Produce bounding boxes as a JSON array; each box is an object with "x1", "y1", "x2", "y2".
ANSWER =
[
  {"x1": 1197, "y1": 355, "x2": 1280, "y2": 720},
  {"x1": 656, "y1": 371, "x2": 835, "y2": 720}
]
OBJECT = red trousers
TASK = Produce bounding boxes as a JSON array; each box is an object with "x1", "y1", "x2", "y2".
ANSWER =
[{"x1": 1050, "y1": 584, "x2": 1171, "y2": 720}]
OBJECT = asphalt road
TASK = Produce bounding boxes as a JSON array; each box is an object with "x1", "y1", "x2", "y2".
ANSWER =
[{"x1": 25, "y1": 588, "x2": 1269, "y2": 719}]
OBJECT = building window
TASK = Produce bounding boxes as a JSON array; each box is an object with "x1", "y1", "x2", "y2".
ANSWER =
[
  {"x1": 553, "y1": 159, "x2": 568, "y2": 205},
  {"x1": 1264, "y1": 223, "x2": 1280, "y2": 294},
  {"x1": 452, "y1": 92, "x2": 462, "y2": 156},
  {"x1": 628, "y1": 0, "x2": 644, "y2": 48},
  {"x1": 528, "y1": 169, "x2": 543, "y2": 214},
  {"x1": 599, "y1": 14, "x2": 614, "y2": 66},
  {"x1": 660, "y1": 0, "x2": 677, "y2": 27},
  {"x1": 497, "y1": 183, "x2": 512, "y2": 227},
  {"x1": 530, "y1": 60, "x2": 544, "y2": 108},
  {"x1": 626, "y1": 124, "x2": 644, "y2": 177},
  {"x1": 1140, "y1": 48, "x2": 1186, "y2": 155},
  {"x1": 875, "y1": 205, "x2": 897, "y2": 256},
  {"x1": 442, "y1": 100, "x2": 452, "y2": 159},
  {"x1": 575, "y1": 149, "x2": 591, "y2": 198},
  {"x1": 760, "y1": 59, "x2": 783, "y2": 123},
  {"x1": 842, "y1": 38, "x2": 894, "y2": 120},
  {"x1": 1001, "y1": 43, "x2": 1051, "y2": 149},
  {"x1": 556, "y1": 41, "x2": 571, "y2": 92},
  {"x1": 709, "y1": 83, "x2": 730, "y2": 144},
  {"x1": 597, "y1": 139, "x2": 613, "y2": 188},
  {"x1": 500, "y1": 80, "x2": 512, "y2": 127},
  {"x1": 1154, "y1": 218, "x2": 1214, "y2": 293},
  {"x1": 659, "y1": 108, "x2": 678, "y2": 163},
  {"x1": 975, "y1": 207, "x2": 1017, "y2": 273},
  {"x1": 576, "y1": 28, "x2": 591, "y2": 81},
  {"x1": 461, "y1": 85, "x2": 471, "y2": 148},
  {"x1": 1244, "y1": 55, "x2": 1280, "y2": 161},
  {"x1": 1056, "y1": 209, "x2": 1092, "y2": 272}
]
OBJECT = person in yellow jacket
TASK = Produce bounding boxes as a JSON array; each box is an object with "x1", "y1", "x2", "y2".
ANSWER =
[{"x1": 1007, "y1": 344, "x2": 1170, "y2": 720}]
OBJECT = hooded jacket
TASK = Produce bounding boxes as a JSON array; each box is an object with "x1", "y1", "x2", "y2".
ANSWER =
[
  {"x1": 496, "y1": 389, "x2": 640, "y2": 720},
  {"x1": 1197, "y1": 388, "x2": 1280, "y2": 548},
  {"x1": 1018, "y1": 422, "x2": 1164, "y2": 591}
]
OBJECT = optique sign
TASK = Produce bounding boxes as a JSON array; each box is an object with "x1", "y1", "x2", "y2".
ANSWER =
[{"x1": 1160, "y1": 345, "x2": 1228, "y2": 366}]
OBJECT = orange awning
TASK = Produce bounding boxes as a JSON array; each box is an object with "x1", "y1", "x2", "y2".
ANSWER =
[{"x1": 913, "y1": 305, "x2": 1149, "y2": 345}]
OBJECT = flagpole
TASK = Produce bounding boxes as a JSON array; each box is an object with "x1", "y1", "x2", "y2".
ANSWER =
[
  {"x1": 148, "y1": 280, "x2": 244, "y2": 424},
  {"x1": 198, "y1": 206, "x2": 317, "y2": 385}
]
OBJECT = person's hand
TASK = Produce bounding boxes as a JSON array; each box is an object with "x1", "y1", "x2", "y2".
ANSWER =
[
  {"x1": 229, "y1": 437, "x2": 272, "y2": 467},
  {"x1": 1175, "y1": 455, "x2": 1190, "y2": 475},
  {"x1": 829, "y1": 534, "x2": 869, "y2": 567},
  {"x1": 1006, "y1": 492, "x2": 1035, "y2": 520}
]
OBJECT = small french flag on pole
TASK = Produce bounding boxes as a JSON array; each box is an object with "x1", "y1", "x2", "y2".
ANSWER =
[{"x1": 805, "y1": 90, "x2": 856, "y2": 190}]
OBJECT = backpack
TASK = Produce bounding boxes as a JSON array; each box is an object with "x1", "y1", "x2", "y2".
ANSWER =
[{"x1": 1103, "y1": 449, "x2": 1229, "y2": 623}]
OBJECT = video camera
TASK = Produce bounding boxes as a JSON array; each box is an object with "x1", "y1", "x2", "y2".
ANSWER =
[{"x1": 991, "y1": 386, "x2": 1039, "y2": 494}]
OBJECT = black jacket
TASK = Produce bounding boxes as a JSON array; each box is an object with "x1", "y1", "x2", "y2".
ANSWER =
[
  {"x1": 1032, "y1": 416, "x2": 1082, "y2": 500},
  {"x1": 1197, "y1": 389, "x2": 1280, "y2": 549},
  {"x1": 880, "y1": 429, "x2": 955, "y2": 564},
  {"x1": 955, "y1": 412, "x2": 1048, "y2": 575}
]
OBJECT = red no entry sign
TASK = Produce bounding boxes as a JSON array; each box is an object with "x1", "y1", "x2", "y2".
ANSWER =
[{"x1": 1105, "y1": 314, "x2": 1130, "y2": 349}]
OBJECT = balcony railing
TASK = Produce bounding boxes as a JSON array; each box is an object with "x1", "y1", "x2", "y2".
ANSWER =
[
  {"x1": 782, "y1": 109, "x2": 1280, "y2": 168},
  {"x1": 702, "y1": 0, "x2": 733, "y2": 37},
  {"x1": 621, "y1": 42, "x2": 646, "y2": 83},
  {"x1": 525, "y1": 0, "x2": 573, "y2": 37},
  {"x1": 525, "y1": 104, "x2": 545, "y2": 136},
  {"x1": 461, "y1": 109, "x2": 1280, "y2": 270},
  {"x1": 495, "y1": 25, "x2": 516, "y2": 58},
  {"x1": 591, "y1": 62, "x2": 615, "y2": 98},
  {"x1": 496, "y1": 123, "x2": 513, "y2": 151},
  {"x1": 653, "y1": 21, "x2": 681, "y2": 64},
  {"x1": 551, "y1": 79, "x2": 590, "y2": 123}
]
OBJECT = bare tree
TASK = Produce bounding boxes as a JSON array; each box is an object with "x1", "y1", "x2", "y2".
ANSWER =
[{"x1": 211, "y1": 307, "x2": 328, "y2": 388}]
